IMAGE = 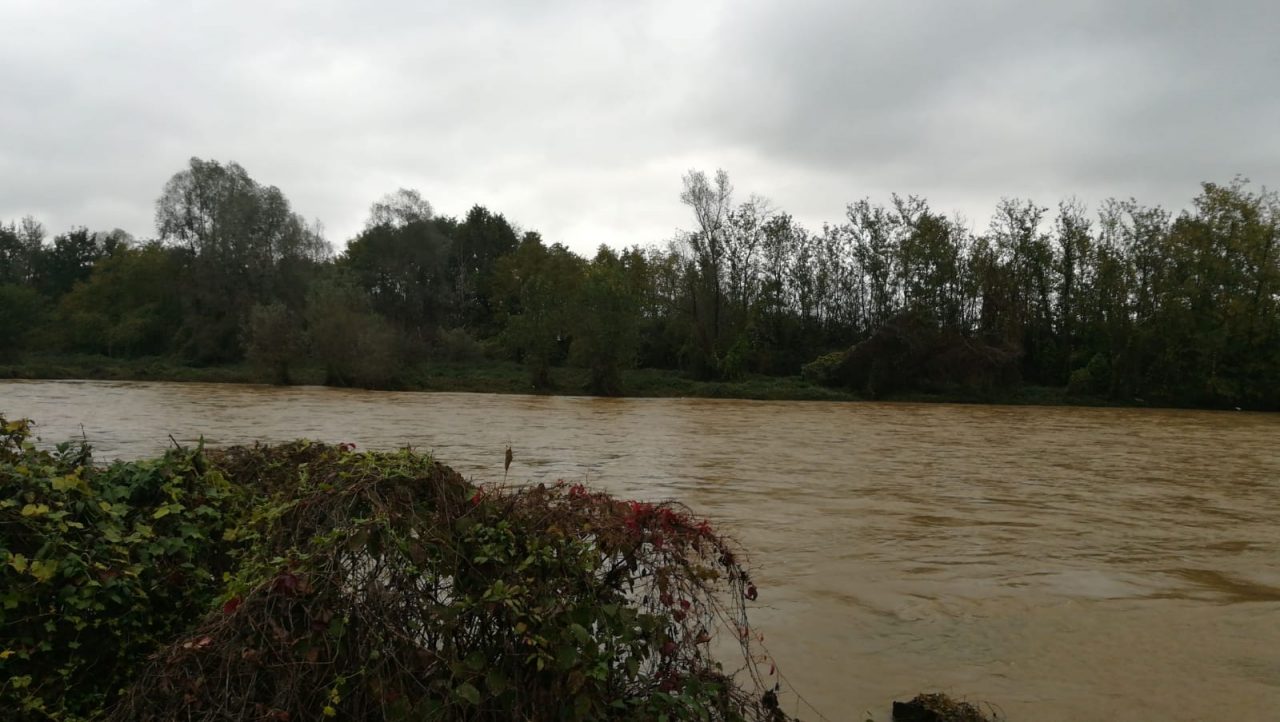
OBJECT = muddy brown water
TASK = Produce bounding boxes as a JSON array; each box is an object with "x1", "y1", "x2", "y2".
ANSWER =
[{"x1": 3, "y1": 380, "x2": 1278, "y2": 721}]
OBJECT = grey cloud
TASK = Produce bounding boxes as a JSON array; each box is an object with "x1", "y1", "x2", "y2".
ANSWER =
[
  {"x1": 709, "y1": 0, "x2": 1280, "y2": 222},
  {"x1": 1, "y1": 0, "x2": 1276, "y2": 252}
]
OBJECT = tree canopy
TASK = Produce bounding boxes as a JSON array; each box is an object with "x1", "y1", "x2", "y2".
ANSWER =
[{"x1": 2, "y1": 158, "x2": 1277, "y2": 408}]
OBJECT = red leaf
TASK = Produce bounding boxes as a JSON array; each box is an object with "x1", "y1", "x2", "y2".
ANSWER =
[{"x1": 222, "y1": 596, "x2": 243, "y2": 614}]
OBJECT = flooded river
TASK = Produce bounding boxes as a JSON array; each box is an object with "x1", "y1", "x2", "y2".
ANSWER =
[{"x1": 2, "y1": 380, "x2": 1278, "y2": 721}]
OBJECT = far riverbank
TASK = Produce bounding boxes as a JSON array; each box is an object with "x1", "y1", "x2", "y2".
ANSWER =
[{"x1": 0, "y1": 353, "x2": 1171, "y2": 409}]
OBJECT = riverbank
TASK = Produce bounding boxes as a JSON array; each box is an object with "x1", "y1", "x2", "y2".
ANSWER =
[{"x1": 1, "y1": 353, "x2": 1127, "y2": 407}]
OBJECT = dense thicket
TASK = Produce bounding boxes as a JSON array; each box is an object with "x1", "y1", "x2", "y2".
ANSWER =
[
  {"x1": 2, "y1": 157, "x2": 1277, "y2": 408},
  {"x1": 0, "y1": 416, "x2": 788, "y2": 721}
]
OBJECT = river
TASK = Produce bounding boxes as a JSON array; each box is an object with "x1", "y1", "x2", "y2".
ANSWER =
[{"x1": 2, "y1": 380, "x2": 1278, "y2": 721}]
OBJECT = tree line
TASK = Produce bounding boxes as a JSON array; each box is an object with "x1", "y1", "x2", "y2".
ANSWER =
[{"x1": 2, "y1": 157, "x2": 1277, "y2": 408}]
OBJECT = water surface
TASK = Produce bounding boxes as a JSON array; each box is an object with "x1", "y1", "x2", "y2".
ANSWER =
[{"x1": 3, "y1": 380, "x2": 1278, "y2": 721}]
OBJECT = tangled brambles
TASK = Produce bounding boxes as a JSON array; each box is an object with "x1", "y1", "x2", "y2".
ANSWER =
[{"x1": 1, "y1": 416, "x2": 793, "y2": 721}]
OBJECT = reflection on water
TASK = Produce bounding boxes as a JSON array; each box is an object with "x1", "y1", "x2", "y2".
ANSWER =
[{"x1": 3, "y1": 380, "x2": 1278, "y2": 721}]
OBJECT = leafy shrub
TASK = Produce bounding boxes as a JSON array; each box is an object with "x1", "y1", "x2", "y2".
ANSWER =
[
  {"x1": 306, "y1": 282, "x2": 401, "y2": 388},
  {"x1": 1067, "y1": 353, "x2": 1111, "y2": 397},
  {"x1": 433, "y1": 327, "x2": 487, "y2": 363},
  {"x1": 800, "y1": 352, "x2": 845, "y2": 385},
  {"x1": 116, "y1": 443, "x2": 786, "y2": 721},
  {"x1": 0, "y1": 418, "x2": 791, "y2": 721},
  {"x1": 243, "y1": 302, "x2": 307, "y2": 384},
  {"x1": 0, "y1": 418, "x2": 246, "y2": 719}
]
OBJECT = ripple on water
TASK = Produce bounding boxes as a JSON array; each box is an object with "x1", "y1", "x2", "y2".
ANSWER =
[{"x1": 2, "y1": 380, "x2": 1279, "y2": 721}]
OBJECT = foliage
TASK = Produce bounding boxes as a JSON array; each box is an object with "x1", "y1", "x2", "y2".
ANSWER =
[
  {"x1": 343, "y1": 216, "x2": 453, "y2": 341},
  {"x1": 817, "y1": 313, "x2": 1022, "y2": 398},
  {"x1": 3, "y1": 159, "x2": 1279, "y2": 408},
  {"x1": 0, "y1": 417, "x2": 246, "y2": 720},
  {"x1": 571, "y1": 247, "x2": 643, "y2": 395},
  {"x1": 243, "y1": 302, "x2": 307, "y2": 384},
  {"x1": 800, "y1": 352, "x2": 845, "y2": 386},
  {"x1": 116, "y1": 445, "x2": 787, "y2": 721},
  {"x1": 52, "y1": 242, "x2": 185, "y2": 357},
  {"x1": 0, "y1": 284, "x2": 44, "y2": 357},
  {"x1": 0, "y1": 217, "x2": 45, "y2": 286},
  {"x1": 155, "y1": 157, "x2": 329, "y2": 362},
  {"x1": 305, "y1": 278, "x2": 401, "y2": 388},
  {"x1": 432, "y1": 327, "x2": 489, "y2": 362},
  {"x1": 491, "y1": 237, "x2": 584, "y2": 389},
  {"x1": 0, "y1": 417, "x2": 791, "y2": 721}
]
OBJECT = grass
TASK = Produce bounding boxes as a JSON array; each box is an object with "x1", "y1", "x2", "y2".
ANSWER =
[{"x1": 1, "y1": 353, "x2": 1130, "y2": 407}]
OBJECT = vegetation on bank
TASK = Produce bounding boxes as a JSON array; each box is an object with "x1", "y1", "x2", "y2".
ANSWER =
[
  {"x1": 0, "y1": 353, "x2": 1124, "y2": 407},
  {"x1": 0, "y1": 415, "x2": 795, "y2": 721},
  {"x1": 2, "y1": 158, "x2": 1277, "y2": 409}
]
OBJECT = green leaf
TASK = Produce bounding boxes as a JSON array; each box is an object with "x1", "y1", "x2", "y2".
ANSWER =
[
  {"x1": 8, "y1": 553, "x2": 28, "y2": 573},
  {"x1": 29, "y1": 559, "x2": 58, "y2": 583},
  {"x1": 51, "y1": 474, "x2": 81, "y2": 492},
  {"x1": 152, "y1": 506, "x2": 171, "y2": 519},
  {"x1": 455, "y1": 682, "x2": 481, "y2": 706},
  {"x1": 485, "y1": 669, "x2": 508, "y2": 695},
  {"x1": 555, "y1": 645, "x2": 578, "y2": 670},
  {"x1": 327, "y1": 617, "x2": 346, "y2": 639}
]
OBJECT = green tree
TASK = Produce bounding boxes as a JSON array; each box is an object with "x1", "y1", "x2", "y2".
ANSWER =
[
  {"x1": 0, "y1": 284, "x2": 43, "y2": 357},
  {"x1": 678, "y1": 169, "x2": 734, "y2": 377},
  {"x1": 0, "y1": 217, "x2": 45, "y2": 286},
  {"x1": 571, "y1": 247, "x2": 642, "y2": 395},
  {"x1": 33, "y1": 227, "x2": 121, "y2": 299},
  {"x1": 1053, "y1": 199, "x2": 1093, "y2": 381},
  {"x1": 492, "y1": 235, "x2": 584, "y2": 388},
  {"x1": 54, "y1": 242, "x2": 185, "y2": 356},
  {"x1": 342, "y1": 210, "x2": 452, "y2": 347},
  {"x1": 445, "y1": 205, "x2": 519, "y2": 330},
  {"x1": 244, "y1": 302, "x2": 307, "y2": 384},
  {"x1": 988, "y1": 198, "x2": 1056, "y2": 381},
  {"x1": 304, "y1": 278, "x2": 399, "y2": 388},
  {"x1": 155, "y1": 157, "x2": 328, "y2": 362}
]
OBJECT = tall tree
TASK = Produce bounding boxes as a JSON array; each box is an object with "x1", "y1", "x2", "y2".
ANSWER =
[
  {"x1": 155, "y1": 157, "x2": 328, "y2": 361},
  {"x1": 343, "y1": 208, "x2": 452, "y2": 346},
  {"x1": 678, "y1": 169, "x2": 734, "y2": 376},
  {"x1": 571, "y1": 247, "x2": 642, "y2": 395},
  {"x1": 491, "y1": 235, "x2": 584, "y2": 388}
]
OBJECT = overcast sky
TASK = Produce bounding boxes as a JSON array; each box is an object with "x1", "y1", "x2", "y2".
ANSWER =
[{"x1": 2, "y1": 0, "x2": 1277, "y2": 253}]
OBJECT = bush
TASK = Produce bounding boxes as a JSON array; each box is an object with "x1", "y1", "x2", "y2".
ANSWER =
[
  {"x1": 0, "y1": 418, "x2": 246, "y2": 719},
  {"x1": 800, "y1": 352, "x2": 845, "y2": 385},
  {"x1": 0, "y1": 418, "x2": 791, "y2": 721},
  {"x1": 243, "y1": 302, "x2": 307, "y2": 384},
  {"x1": 1067, "y1": 353, "x2": 1111, "y2": 397},
  {"x1": 433, "y1": 327, "x2": 487, "y2": 363},
  {"x1": 306, "y1": 282, "x2": 401, "y2": 388}
]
